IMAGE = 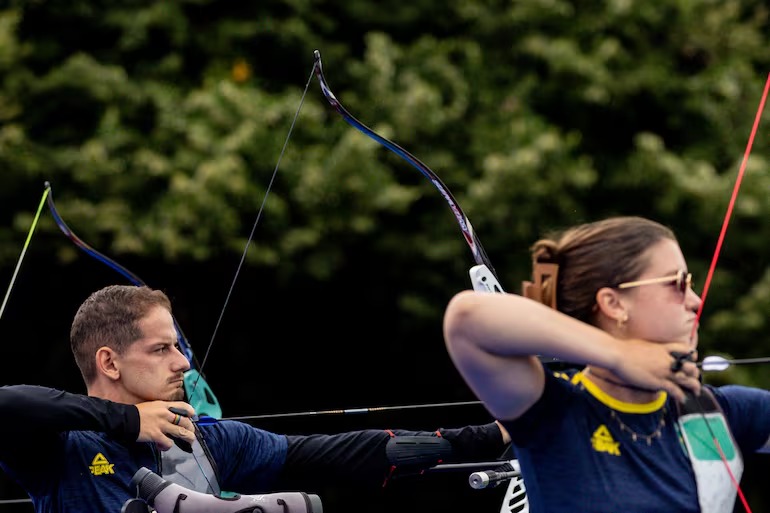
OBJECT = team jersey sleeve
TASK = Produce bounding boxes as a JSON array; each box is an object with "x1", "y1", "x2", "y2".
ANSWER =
[
  {"x1": 0, "y1": 385, "x2": 139, "y2": 442},
  {"x1": 712, "y1": 384, "x2": 770, "y2": 453},
  {"x1": 274, "y1": 422, "x2": 507, "y2": 490},
  {"x1": 0, "y1": 384, "x2": 140, "y2": 497},
  {"x1": 202, "y1": 420, "x2": 289, "y2": 493},
  {"x1": 499, "y1": 368, "x2": 576, "y2": 447}
]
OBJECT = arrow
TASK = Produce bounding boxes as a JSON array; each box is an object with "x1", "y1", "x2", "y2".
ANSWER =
[
  {"x1": 699, "y1": 355, "x2": 770, "y2": 372},
  {"x1": 222, "y1": 400, "x2": 483, "y2": 422}
]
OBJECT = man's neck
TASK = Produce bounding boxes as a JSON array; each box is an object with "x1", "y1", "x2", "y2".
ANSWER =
[{"x1": 87, "y1": 383, "x2": 138, "y2": 404}]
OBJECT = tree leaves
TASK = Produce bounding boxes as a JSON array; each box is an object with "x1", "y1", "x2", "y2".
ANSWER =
[{"x1": 3, "y1": 0, "x2": 770, "y2": 387}]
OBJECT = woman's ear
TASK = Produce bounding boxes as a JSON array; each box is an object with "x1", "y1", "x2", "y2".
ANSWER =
[
  {"x1": 595, "y1": 287, "x2": 628, "y2": 326},
  {"x1": 95, "y1": 346, "x2": 121, "y2": 381}
]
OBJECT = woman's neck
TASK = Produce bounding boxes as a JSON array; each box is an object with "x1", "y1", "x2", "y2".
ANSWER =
[{"x1": 582, "y1": 367, "x2": 661, "y2": 404}]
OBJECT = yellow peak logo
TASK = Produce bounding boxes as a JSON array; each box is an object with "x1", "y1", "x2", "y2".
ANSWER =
[
  {"x1": 591, "y1": 425, "x2": 620, "y2": 456},
  {"x1": 89, "y1": 452, "x2": 115, "y2": 476}
]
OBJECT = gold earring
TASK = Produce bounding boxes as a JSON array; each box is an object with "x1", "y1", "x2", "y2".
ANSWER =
[{"x1": 617, "y1": 313, "x2": 628, "y2": 329}]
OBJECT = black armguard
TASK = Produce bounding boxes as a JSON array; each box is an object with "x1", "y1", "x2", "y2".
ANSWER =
[{"x1": 385, "y1": 436, "x2": 453, "y2": 467}]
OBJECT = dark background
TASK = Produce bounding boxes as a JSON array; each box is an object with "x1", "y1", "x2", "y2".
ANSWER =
[{"x1": 0, "y1": 252, "x2": 514, "y2": 512}]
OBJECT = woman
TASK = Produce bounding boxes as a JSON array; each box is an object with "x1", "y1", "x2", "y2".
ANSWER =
[{"x1": 443, "y1": 216, "x2": 770, "y2": 513}]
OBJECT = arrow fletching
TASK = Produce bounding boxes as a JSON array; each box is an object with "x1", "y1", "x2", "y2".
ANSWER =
[{"x1": 701, "y1": 356, "x2": 731, "y2": 372}]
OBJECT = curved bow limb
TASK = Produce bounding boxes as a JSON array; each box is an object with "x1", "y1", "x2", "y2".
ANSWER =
[
  {"x1": 313, "y1": 50, "x2": 526, "y2": 512},
  {"x1": 44, "y1": 181, "x2": 222, "y2": 419},
  {"x1": 312, "y1": 50, "x2": 504, "y2": 294}
]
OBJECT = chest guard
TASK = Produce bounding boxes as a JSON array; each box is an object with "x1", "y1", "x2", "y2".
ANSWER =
[{"x1": 675, "y1": 389, "x2": 743, "y2": 513}]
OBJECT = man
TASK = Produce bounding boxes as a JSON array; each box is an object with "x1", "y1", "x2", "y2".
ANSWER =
[{"x1": 0, "y1": 284, "x2": 510, "y2": 513}]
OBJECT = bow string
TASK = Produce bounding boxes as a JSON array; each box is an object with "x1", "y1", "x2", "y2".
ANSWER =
[{"x1": 683, "y1": 72, "x2": 770, "y2": 513}]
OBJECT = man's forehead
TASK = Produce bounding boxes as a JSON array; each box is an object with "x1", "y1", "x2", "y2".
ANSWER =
[
  {"x1": 138, "y1": 306, "x2": 174, "y2": 326},
  {"x1": 132, "y1": 330, "x2": 177, "y2": 346},
  {"x1": 135, "y1": 308, "x2": 177, "y2": 340}
]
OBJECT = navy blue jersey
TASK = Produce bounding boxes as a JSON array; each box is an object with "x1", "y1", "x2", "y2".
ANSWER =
[
  {"x1": 501, "y1": 368, "x2": 770, "y2": 513},
  {"x1": 0, "y1": 385, "x2": 507, "y2": 512},
  {"x1": 0, "y1": 387, "x2": 287, "y2": 513}
]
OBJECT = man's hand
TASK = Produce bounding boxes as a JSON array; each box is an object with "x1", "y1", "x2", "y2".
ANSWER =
[{"x1": 135, "y1": 401, "x2": 196, "y2": 451}]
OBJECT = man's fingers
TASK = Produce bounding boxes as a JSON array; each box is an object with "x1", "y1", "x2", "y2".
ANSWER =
[
  {"x1": 169, "y1": 411, "x2": 196, "y2": 426},
  {"x1": 169, "y1": 402, "x2": 196, "y2": 417},
  {"x1": 156, "y1": 436, "x2": 174, "y2": 451},
  {"x1": 169, "y1": 423, "x2": 195, "y2": 442},
  {"x1": 166, "y1": 407, "x2": 196, "y2": 433},
  {"x1": 157, "y1": 425, "x2": 196, "y2": 452}
]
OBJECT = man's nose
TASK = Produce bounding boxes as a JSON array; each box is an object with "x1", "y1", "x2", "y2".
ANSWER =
[{"x1": 174, "y1": 346, "x2": 191, "y2": 372}]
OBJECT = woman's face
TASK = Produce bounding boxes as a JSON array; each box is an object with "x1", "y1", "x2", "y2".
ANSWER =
[{"x1": 618, "y1": 238, "x2": 701, "y2": 348}]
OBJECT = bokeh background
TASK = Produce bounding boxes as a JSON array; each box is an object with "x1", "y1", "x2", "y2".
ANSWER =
[{"x1": 2, "y1": 1, "x2": 770, "y2": 512}]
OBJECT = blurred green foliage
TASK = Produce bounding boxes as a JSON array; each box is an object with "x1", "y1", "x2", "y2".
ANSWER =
[
  {"x1": 2, "y1": 1, "x2": 770, "y2": 512},
  {"x1": 2, "y1": 0, "x2": 770, "y2": 387}
]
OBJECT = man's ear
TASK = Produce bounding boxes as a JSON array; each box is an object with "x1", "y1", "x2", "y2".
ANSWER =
[
  {"x1": 95, "y1": 346, "x2": 120, "y2": 381},
  {"x1": 595, "y1": 287, "x2": 628, "y2": 324}
]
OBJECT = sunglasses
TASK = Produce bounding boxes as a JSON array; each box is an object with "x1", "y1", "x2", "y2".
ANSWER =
[{"x1": 616, "y1": 269, "x2": 693, "y2": 295}]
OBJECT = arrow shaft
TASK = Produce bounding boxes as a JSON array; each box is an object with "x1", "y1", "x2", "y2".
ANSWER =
[{"x1": 223, "y1": 400, "x2": 482, "y2": 422}]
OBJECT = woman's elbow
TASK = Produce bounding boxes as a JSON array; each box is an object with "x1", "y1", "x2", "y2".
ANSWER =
[{"x1": 443, "y1": 290, "x2": 481, "y2": 350}]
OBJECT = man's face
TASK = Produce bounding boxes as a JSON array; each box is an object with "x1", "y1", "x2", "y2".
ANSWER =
[{"x1": 116, "y1": 305, "x2": 191, "y2": 403}]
